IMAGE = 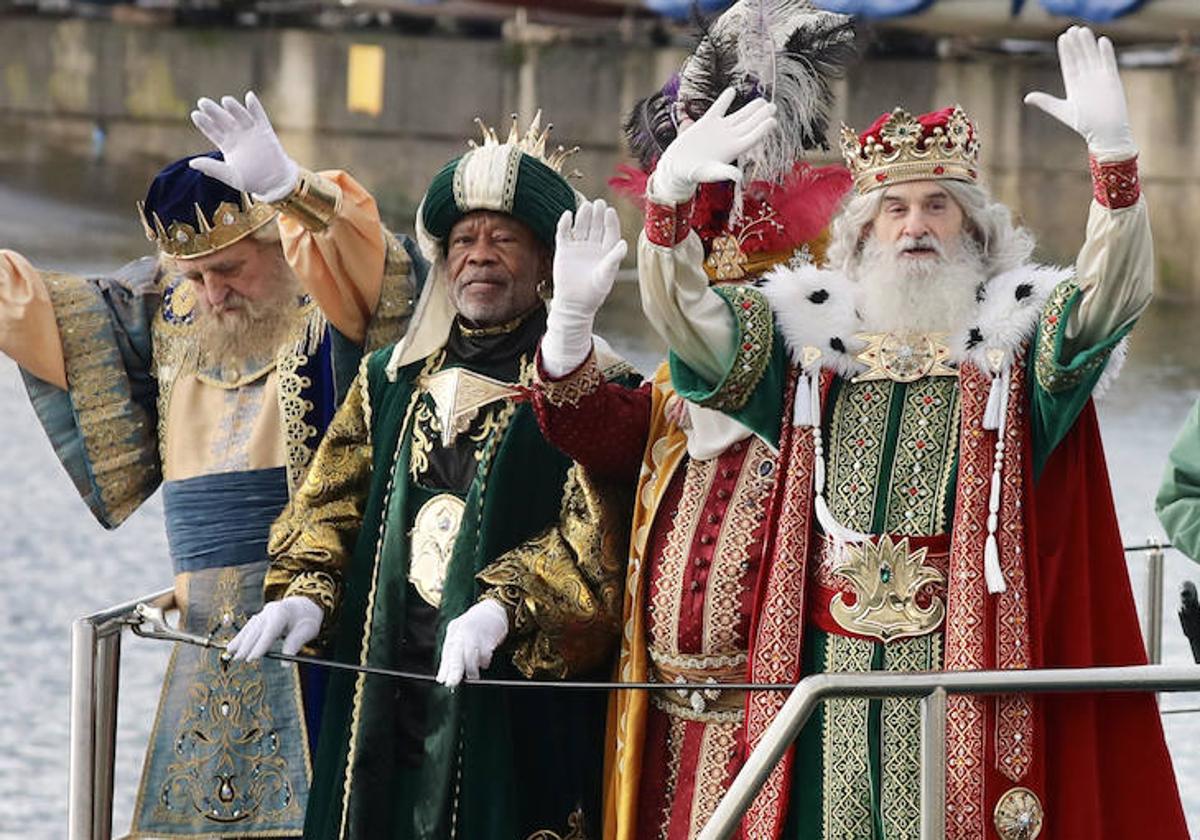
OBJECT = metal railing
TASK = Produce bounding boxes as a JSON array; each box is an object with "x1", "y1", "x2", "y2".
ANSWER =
[
  {"x1": 64, "y1": 541, "x2": 1188, "y2": 840},
  {"x1": 69, "y1": 587, "x2": 173, "y2": 840},
  {"x1": 1131, "y1": 537, "x2": 1170, "y2": 663},
  {"x1": 697, "y1": 664, "x2": 1200, "y2": 840}
]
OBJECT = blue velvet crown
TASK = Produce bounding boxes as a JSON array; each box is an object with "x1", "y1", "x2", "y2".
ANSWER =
[{"x1": 137, "y1": 152, "x2": 277, "y2": 260}]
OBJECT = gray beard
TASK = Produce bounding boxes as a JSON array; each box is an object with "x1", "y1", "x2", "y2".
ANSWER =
[
  {"x1": 194, "y1": 262, "x2": 303, "y2": 363},
  {"x1": 853, "y1": 234, "x2": 986, "y2": 335}
]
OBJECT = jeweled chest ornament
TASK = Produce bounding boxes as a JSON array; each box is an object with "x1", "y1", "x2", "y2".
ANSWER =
[
  {"x1": 828, "y1": 535, "x2": 947, "y2": 642},
  {"x1": 418, "y1": 367, "x2": 522, "y2": 447},
  {"x1": 852, "y1": 332, "x2": 956, "y2": 383},
  {"x1": 409, "y1": 494, "x2": 467, "y2": 608},
  {"x1": 993, "y1": 786, "x2": 1044, "y2": 840}
]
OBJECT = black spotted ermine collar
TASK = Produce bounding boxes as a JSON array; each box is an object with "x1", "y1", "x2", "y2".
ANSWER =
[{"x1": 759, "y1": 261, "x2": 1071, "y2": 377}]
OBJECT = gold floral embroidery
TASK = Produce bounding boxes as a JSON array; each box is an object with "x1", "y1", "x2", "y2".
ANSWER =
[
  {"x1": 704, "y1": 440, "x2": 775, "y2": 653},
  {"x1": 278, "y1": 351, "x2": 319, "y2": 494},
  {"x1": 154, "y1": 567, "x2": 304, "y2": 826},
  {"x1": 700, "y1": 285, "x2": 774, "y2": 413},
  {"x1": 42, "y1": 272, "x2": 160, "y2": 526},
  {"x1": 828, "y1": 379, "x2": 892, "y2": 533},
  {"x1": 1035, "y1": 280, "x2": 1111, "y2": 394},
  {"x1": 821, "y1": 633, "x2": 875, "y2": 839},
  {"x1": 880, "y1": 635, "x2": 943, "y2": 840},
  {"x1": 884, "y1": 377, "x2": 960, "y2": 535},
  {"x1": 409, "y1": 400, "x2": 437, "y2": 481},
  {"x1": 647, "y1": 458, "x2": 716, "y2": 655},
  {"x1": 362, "y1": 232, "x2": 418, "y2": 352},
  {"x1": 479, "y1": 465, "x2": 627, "y2": 678},
  {"x1": 688, "y1": 720, "x2": 741, "y2": 837},
  {"x1": 537, "y1": 351, "x2": 604, "y2": 408},
  {"x1": 526, "y1": 807, "x2": 589, "y2": 840},
  {"x1": 265, "y1": 369, "x2": 374, "y2": 625}
]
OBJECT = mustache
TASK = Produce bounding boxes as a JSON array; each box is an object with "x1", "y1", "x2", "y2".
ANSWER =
[
  {"x1": 896, "y1": 235, "x2": 945, "y2": 256},
  {"x1": 455, "y1": 269, "x2": 511, "y2": 286}
]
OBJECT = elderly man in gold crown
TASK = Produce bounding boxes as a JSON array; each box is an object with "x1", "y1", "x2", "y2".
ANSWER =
[
  {"x1": 190, "y1": 93, "x2": 635, "y2": 838},
  {"x1": 620, "y1": 25, "x2": 1187, "y2": 840},
  {"x1": 0, "y1": 140, "x2": 418, "y2": 835}
]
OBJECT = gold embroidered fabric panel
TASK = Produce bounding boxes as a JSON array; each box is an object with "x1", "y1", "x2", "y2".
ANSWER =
[
  {"x1": 828, "y1": 380, "x2": 893, "y2": 532},
  {"x1": 688, "y1": 721, "x2": 741, "y2": 839},
  {"x1": 267, "y1": 372, "x2": 373, "y2": 629},
  {"x1": 883, "y1": 377, "x2": 960, "y2": 535},
  {"x1": 881, "y1": 635, "x2": 943, "y2": 840},
  {"x1": 363, "y1": 232, "x2": 417, "y2": 352},
  {"x1": 647, "y1": 458, "x2": 717, "y2": 656},
  {"x1": 152, "y1": 567, "x2": 306, "y2": 828},
  {"x1": 278, "y1": 349, "x2": 320, "y2": 493},
  {"x1": 821, "y1": 634, "x2": 875, "y2": 839},
  {"x1": 478, "y1": 465, "x2": 627, "y2": 679},
  {"x1": 703, "y1": 439, "x2": 775, "y2": 653},
  {"x1": 43, "y1": 272, "x2": 160, "y2": 526},
  {"x1": 656, "y1": 712, "x2": 689, "y2": 840}
]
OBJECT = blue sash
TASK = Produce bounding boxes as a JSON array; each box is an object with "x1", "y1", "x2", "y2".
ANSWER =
[{"x1": 163, "y1": 468, "x2": 289, "y2": 574}]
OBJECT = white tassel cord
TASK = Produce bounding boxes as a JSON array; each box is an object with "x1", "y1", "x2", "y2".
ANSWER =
[
  {"x1": 805, "y1": 373, "x2": 872, "y2": 545},
  {"x1": 983, "y1": 366, "x2": 1011, "y2": 594},
  {"x1": 791, "y1": 371, "x2": 812, "y2": 427}
]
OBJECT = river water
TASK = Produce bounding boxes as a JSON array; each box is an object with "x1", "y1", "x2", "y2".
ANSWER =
[{"x1": 1, "y1": 154, "x2": 1198, "y2": 838}]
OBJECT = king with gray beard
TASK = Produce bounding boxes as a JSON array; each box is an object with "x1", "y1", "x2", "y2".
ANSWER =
[{"x1": 638, "y1": 25, "x2": 1187, "y2": 839}]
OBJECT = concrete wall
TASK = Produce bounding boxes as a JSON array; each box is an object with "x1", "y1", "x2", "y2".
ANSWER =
[{"x1": 2, "y1": 18, "x2": 1198, "y2": 298}]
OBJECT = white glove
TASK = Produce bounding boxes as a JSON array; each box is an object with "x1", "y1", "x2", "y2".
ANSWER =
[
  {"x1": 1024, "y1": 26, "x2": 1136, "y2": 158},
  {"x1": 650, "y1": 87, "x2": 778, "y2": 203},
  {"x1": 189, "y1": 91, "x2": 301, "y2": 202},
  {"x1": 225, "y1": 596, "x2": 323, "y2": 662},
  {"x1": 541, "y1": 199, "x2": 628, "y2": 378},
  {"x1": 435, "y1": 599, "x2": 510, "y2": 688}
]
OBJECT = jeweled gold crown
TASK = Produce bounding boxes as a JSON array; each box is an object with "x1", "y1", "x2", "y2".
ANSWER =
[
  {"x1": 470, "y1": 110, "x2": 582, "y2": 178},
  {"x1": 840, "y1": 106, "x2": 980, "y2": 195},
  {"x1": 137, "y1": 195, "x2": 278, "y2": 260}
]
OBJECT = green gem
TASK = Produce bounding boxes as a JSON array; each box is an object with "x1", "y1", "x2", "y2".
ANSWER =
[{"x1": 880, "y1": 566, "x2": 892, "y2": 584}]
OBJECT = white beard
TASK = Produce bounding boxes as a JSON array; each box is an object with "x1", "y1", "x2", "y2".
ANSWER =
[{"x1": 853, "y1": 233, "x2": 986, "y2": 335}]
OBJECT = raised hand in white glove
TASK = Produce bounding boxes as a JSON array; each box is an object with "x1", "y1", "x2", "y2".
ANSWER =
[
  {"x1": 650, "y1": 87, "x2": 778, "y2": 204},
  {"x1": 189, "y1": 91, "x2": 301, "y2": 202},
  {"x1": 435, "y1": 599, "x2": 509, "y2": 688},
  {"x1": 1024, "y1": 26, "x2": 1135, "y2": 158},
  {"x1": 225, "y1": 596, "x2": 323, "y2": 662},
  {"x1": 541, "y1": 199, "x2": 628, "y2": 378}
]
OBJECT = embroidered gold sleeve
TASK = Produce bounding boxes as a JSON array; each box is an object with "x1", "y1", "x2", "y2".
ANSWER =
[
  {"x1": 266, "y1": 368, "x2": 373, "y2": 638},
  {"x1": 477, "y1": 465, "x2": 630, "y2": 679},
  {"x1": 362, "y1": 230, "x2": 417, "y2": 353}
]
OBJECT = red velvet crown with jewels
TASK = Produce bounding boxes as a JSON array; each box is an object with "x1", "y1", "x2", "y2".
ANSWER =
[{"x1": 841, "y1": 105, "x2": 980, "y2": 195}]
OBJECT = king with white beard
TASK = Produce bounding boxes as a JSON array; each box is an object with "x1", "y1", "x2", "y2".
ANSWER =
[{"x1": 638, "y1": 25, "x2": 1188, "y2": 840}]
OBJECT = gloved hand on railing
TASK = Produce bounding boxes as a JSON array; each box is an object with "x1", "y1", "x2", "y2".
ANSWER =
[
  {"x1": 189, "y1": 91, "x2": 302, "y2": 202},
  {"x1": 225, "y1": 596, "x2": 323, "y2": 662},
  {"x1": 435, "y1": 599, "x2": 509, "y2": 687}
]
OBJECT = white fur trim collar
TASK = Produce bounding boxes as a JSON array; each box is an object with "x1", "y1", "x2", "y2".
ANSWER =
[{"x1": 760, "y1": 261, "x2": 1071, "y2": 375}]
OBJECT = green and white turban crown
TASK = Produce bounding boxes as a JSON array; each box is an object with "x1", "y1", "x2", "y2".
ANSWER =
[
  {"x1": 415, "y1": 112, "x2": 581, "y2": 259},
  {"x1": 391, "y1": 114, "x2": 584, "y2": 379}
]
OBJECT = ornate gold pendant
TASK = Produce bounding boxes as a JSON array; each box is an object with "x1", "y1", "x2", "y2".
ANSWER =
[
  {"x1": 418, "y1": 367, "x2": 522, "y2": 446},
  {"x1": 853, "y1": 331, "x2": 956, "y2": 383},
  {"x1": 993, "y1": 787, "x2": 1044, "y2": 840},
  {"x1": 408, "y1": 494, "x2": 466, "y2": 608},
  {"x1": 828, "y1": 535, "x2": 946, "y2": 642}
]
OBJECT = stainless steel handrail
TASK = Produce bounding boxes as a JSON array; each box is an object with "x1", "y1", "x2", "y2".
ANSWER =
[
  {"x1": 69, "y1": 587, "x2": 174, "y2": 840},
  {"x1": 65, "y1": 540, "x2": 1193, "y2": 839},
  {"x1": 698, "y1": 664, "x2": 1200, "y2": 840}
]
